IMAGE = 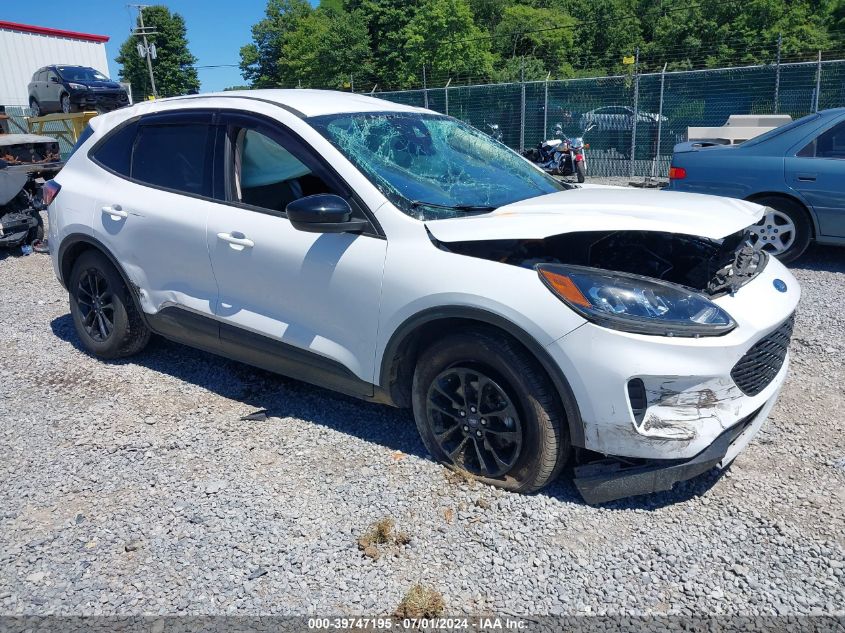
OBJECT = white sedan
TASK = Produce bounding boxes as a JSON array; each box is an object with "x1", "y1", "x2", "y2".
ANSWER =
[{"x1": 45, "y1": 90, "x2": 799, "y2": 503}]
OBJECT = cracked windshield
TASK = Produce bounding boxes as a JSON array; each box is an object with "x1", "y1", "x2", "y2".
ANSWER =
[{"x1": 308, "y1": 113, "x2": 564, "y2": 220}]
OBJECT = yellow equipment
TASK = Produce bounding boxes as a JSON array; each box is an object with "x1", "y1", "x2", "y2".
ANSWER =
[{"x1": 26, "y1": 111, "x2": 98, "y2": 146}]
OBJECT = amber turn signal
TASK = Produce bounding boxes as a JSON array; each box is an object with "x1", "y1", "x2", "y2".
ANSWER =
[{"x1": 537, "y1": 269, "x2": 591, "y2": 307}]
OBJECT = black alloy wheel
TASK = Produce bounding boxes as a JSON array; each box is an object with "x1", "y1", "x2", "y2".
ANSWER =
[
  {"x1": 76, "y1": 268, "x2": 115, "y2": 342},
  {"x1": 426, "y1": 366, "x2": 523, "y2": 477}
]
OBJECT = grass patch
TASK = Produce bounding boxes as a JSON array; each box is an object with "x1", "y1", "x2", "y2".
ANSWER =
[
  {"x1": 358, "y1": 517, "x2": 410, "y2": 560},
  {"x1": 394, "y1": 583, "x2": 445, "y2": 619}
]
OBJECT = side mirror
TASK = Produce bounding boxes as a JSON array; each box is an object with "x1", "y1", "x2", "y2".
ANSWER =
[
  {"x1": 50, "y1": 76, "x2": 59, "y2": 83},
  {"x1": 286, "y1": 194, "x2": 368, "y2": 234}
]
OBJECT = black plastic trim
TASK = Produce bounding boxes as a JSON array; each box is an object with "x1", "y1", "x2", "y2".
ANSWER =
[
  {"x1": 573, "y1": 406, "x2": 762, "y2": 504},
  {"x1": 379, "y1": 306, "x2": 586, "y2": 447},
  {"x1": 146, "y1": 306, "x2": 376, "y2": 400},
  {"x1": 165, "y1": 94, "x2": 307, "y2": 119}
]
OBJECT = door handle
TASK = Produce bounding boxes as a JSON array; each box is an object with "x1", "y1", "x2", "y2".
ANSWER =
[
  {"x1": 101, "y1": 204, "x2": 128, "y2": 219},
  {"x1": 217, "y1": 232, "x2": 255, "y2": 249},
  {"x1": 796, "y1": 173, "x2": 817, "y2": 182}
]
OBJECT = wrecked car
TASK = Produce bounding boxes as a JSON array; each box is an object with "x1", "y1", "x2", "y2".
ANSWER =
[
  {"x1": 46, "y1": 92, "x2": 800, "y2": 503},
  {"x1": 0, "y1": 132, "x2": 62, "y2": 249}
]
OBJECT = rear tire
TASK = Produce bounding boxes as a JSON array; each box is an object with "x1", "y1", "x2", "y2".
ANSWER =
[
  {"x1": 412, "y1": 329, "x2": 569, "y2": 493},
  {"x1": 68, "y1": 250, "x2": 150, "y2": 359},
  {"x1": 749, "y1": 196, "x2": 811, "y2": 263},
  {"x1": 29, "y1": 99, "x2": 41, "y2": 117}
]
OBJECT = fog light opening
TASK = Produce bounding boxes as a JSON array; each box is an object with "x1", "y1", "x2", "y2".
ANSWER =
[{"x1": 627, "y1": 378, "x2": 647, "y2": 426}]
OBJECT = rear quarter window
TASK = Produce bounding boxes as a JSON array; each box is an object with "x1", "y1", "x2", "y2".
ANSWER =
[
  {"x1": 68, "y1": 125, "x2": 94, "y2": 159},
  {"x1": 90, "y1": 120, "x2": 139, "y2": 177}
]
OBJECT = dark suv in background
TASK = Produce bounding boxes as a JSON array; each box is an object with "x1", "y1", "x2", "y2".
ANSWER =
[{"x1": 28, "y1": 65, "x2": 129, "y2": 116}]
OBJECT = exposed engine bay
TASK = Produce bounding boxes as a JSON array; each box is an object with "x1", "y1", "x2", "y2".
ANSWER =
[{"x1": 435, "y1": 228, "x2": 767, "y2": 297}]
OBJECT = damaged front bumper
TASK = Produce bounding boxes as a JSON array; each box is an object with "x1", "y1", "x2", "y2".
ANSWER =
[{"x1": 573, "y1": 384, "x2": 780, "y2": 504}]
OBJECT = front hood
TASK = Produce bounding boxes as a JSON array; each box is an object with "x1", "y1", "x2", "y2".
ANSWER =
[{"x1": 425, "y1": 188, "x2": 763, "y2": 243}]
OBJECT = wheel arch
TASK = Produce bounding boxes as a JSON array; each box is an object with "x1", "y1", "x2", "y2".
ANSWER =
[
  {"x1": 58, "y1": 234, "x2": 145, "y2": 312},
  {"x1": 379, "y1": 306, "x2": 586, "y2": 447},
  {"x1": 745, "y1": 191, "x2": 818, "y2": 238}
]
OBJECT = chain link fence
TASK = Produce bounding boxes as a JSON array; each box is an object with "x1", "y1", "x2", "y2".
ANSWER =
[
  {"x1": 378, "y1": 59, "x2": 845, "y2": 179},
  {"x1": 3, "y1": 58, "x2": 843, "y2": 171}
]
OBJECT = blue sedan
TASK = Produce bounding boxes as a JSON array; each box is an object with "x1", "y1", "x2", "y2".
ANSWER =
[{"x1": 667, "y1": 108, "x2": 845, "y2": 262}]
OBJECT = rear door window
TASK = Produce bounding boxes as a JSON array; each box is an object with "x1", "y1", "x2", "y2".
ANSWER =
[
  {"x1": 131, "y1": 123, "x2": 214, "y2": 197},
  {"x1": 798, "y1": 121, "x2": 845, "y2": 159}
]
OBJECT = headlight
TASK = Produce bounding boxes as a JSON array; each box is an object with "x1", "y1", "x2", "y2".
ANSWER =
[
  {"x1": 537, "y1": 264, "x2": 735, "y2": 337},
  {"x1": 68, "y1": 83, "x2": 88, "y2": 90}
]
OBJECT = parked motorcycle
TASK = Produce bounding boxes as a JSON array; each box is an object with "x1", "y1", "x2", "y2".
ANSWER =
[
  {"x1": 523, "y1": 123, "x2": 592, "y2": 183},
  {"x1": 0, "y1": 159, "x2": 45, "y2": 249}
]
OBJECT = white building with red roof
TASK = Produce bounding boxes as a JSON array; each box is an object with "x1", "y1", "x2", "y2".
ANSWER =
[{"x1": 0, "y1": 20, "x2": 110, "y2": 107}]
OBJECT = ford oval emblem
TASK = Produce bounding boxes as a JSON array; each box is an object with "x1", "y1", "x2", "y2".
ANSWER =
[{"x1": 773, "y1": 279, "x2": 787, "y2": 293}]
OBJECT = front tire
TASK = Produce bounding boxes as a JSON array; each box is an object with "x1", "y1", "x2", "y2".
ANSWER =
[
  {"x1": 68, "y1": 250, "x2": 150, "y2": 359},
  {"x1": 576, "y1": 159, "x2": 586, "y2": 183},
  {"x1": 61, "y1": 94, "x2": 72, "y2": 114},
  {"x1": 29, "y1": 99, "x2": 41, "y2": 117},
  {"x1": 412, "y1": 330, "x2": 569, "y2": 493},
  {"x1": 749, "y1": 196, "x2": 811, "y2": 263}
]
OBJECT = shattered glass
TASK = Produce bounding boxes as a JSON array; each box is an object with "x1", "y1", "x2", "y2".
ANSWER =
[{"x1": 308, "y1": 112, "x2": 564, "y2": 220}]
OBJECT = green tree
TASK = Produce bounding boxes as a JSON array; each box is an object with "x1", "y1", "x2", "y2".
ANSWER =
[
  {"x1": 344, "y1": 0, "x2": 421, "y2": 87},
  {"x1": 239, "y1": 0, "x2": 312, "y2": 88},
  {"x1": 116, "y1": 6, "x2": 199, "y2": 99},
  {"x1": 400, "y1": 0, "x2": 494, "y2": 85},
  {"x1": 281, "y1": 6, "x2": 373, "y2": 88},
  {"x1": 573, "y1": 0, "x2": 641, "y2": 75},
  {"x1": 640, "y1": 0, "x2": 830, "y2": 70},
  {"x1": 492, "y1": 4, "x2": 575, "y2": 77}
]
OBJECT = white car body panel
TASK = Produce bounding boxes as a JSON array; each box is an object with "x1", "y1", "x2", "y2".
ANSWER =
[
  {"x1": 90, "y1": 171, "x2": 220, "y2": 318},
  {"x1": 426, "y1": 188, "x2": 764, "y2": 243},
  {"x1": 206, "y1": 202, "x2": 387, "y2": 381},
  {"x1": 48, "y1": 90, "x2": 800, "y2": 486}
]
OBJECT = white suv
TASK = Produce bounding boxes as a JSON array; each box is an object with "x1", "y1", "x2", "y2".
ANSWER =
[{"x1": 47, "y1": 90, "x2": 800, "y2": 503}]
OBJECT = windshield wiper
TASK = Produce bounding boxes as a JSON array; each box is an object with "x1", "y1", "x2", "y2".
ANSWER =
[{"x1": 410, "y1": 200, "x2": 497, "y2": 212}]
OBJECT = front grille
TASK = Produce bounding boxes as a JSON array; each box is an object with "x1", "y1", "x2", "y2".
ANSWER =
[{"x1": 731, "y1": 314, "x2": 794, "y2": 396}]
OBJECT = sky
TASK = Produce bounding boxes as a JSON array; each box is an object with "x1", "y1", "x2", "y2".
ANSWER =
[{"x1": 2, "y1": 0, "x2": 302, "y2": 92}]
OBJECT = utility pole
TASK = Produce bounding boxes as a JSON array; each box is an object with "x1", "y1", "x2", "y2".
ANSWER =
[
  {"x1": 651, "y1": 63, "x2": 667, "y2": 180},
  {"x1": 773, "y1": 33, "x2": 782, "y2": 114},
  {"x1": 520, "y1": 57, "x2": 526, "y2": 153},
  {"x1": 543, "y1": 71, "x2": 550, "y2": 138},
  {"x1": 130, "y1": 4, "x2": 158, "y2": 99},
  {"x1": 629, "y1": 47, "x2": 640, "y2": 179}
]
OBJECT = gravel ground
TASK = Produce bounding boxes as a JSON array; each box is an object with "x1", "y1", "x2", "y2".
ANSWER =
[{"x1": 0, "y1": 224, "x2": 843, "y2": 617}]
